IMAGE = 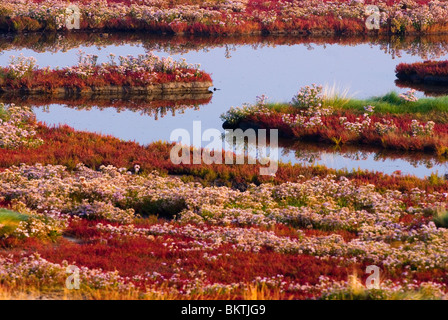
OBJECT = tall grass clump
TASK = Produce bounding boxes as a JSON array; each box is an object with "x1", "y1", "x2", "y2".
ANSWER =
[
  {"x1": 433, "y1": 207, "x2": 448, "y2": 228},
  {"x1": 322, "y1": 83, "x2": 353, "y2": 108}
]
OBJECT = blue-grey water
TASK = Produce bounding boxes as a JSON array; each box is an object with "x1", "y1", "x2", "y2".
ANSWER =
[{"x1": 1, "y1": 36, "x2": 447, "y2": 177}]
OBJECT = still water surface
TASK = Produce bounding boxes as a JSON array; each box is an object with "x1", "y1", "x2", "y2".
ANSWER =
[{"x1": 1, "y1": 34, "x2": 447, "y2": 177}]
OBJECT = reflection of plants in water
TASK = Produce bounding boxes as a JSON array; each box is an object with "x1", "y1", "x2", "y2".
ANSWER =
[
  {"x1": 146, "y1": 35, "x2": 448, "y2": 60},
  {"x1": 293, "y1": 145, "x2": 369, "y2": 163},
  {"x1": 223, "y1": 129, "x2": 277, "y2": 163},
  {"x1": 283, "y1": 141, "x2": 448, "y2": 170},
  {"x1": 293, "y1": 149, "x2": 321, "y2": 163},
  {"x1": 224, "y1": 44, "x2": 237, "y2": 59},
  {"x1": 223, "y1": 130, "x2": 255, "y2": 160},
  {"x1": 3, "y1": 33, "x2": 448, "y2": 60},
  {"x1": 54, "y1": 104, "x2": 202, "y2": 120},
  {"x1": 225, "y1": 132, "x2": 448, "y2": 170},
  {"x1": 10, "y1": 97, "x2": 211, "y2": 120},
  {"x1": 406, "y1": 158, "x2": 436, "y2": 169},
  {"x1": 395, "y1": 80, "x2": 448, "y2": 97},
  {"x1": 376, "y1": 35, "x2": 448, "y2": 60}
]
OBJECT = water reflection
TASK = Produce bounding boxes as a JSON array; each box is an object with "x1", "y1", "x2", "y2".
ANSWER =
[
  {"x1": 282, "y1": 140, "x2": 448, "y2": 170},
  {"x1": 225, "y1": 136, "x2": 448, "y2": 178},
  {"x1": 2, "y1": 33, "x2": 448, "y2": 176},
  {"x1": 282, "y1": 142, "x2": 448, "y2": 178},
  {"x1": 2, "y1": 32, "x2": 448, "y2": 60},
  {"x1": 2, "y1": 93, "x2": 212, "y2": 120},
  {"x1": 395, "y1": 80, "x2": 448, "y2": 97}
]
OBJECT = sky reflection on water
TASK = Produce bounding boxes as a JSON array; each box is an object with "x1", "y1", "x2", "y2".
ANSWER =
[{"x1": 1, "y1": 36, "x2": 447, "y2": 177}]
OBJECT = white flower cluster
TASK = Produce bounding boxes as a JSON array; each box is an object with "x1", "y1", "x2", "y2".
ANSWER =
[
  {"x1": 279, "y1": 85, "x2": 332, "y2": 129},
  {"x1": 1, "y1": 163, "x2": 447, "y2": 272},
  {"x1": 220, "y1": 102, "x2": 272, "y2": 125},
  {"x1": 410, "y1": 119, "x2": 435, "y2": 137},
  {"x1": 0, "y1": 104, "x2": 43, "y2": 149},
  {"x1": 399, "y1": 89, "x2": 419, "y2": 102},
  {"x1": 71, "y1": 200, "x2": 135, "y2": 224},
  {"x1": 291, "y1": 84, "x2": 324, "y2": 109},
  {"x1": 317, "y1": 275, "x2": 447, "y2": 300},
  {"x1": 341, "y1": 114, "x2": 372, "y2": 135},
  {"x1": 12, "y1": 211, "x2": 69, "y2": 239},
  {"x1": 7, "y1": 54, "x2": 37, "y2": 79},
  {"x1": 0, "y1": 253, "x2": 135, "y2": 291},
  {"x1": 65, "y1": 50, "x2": 202, "y2": 79},
  {"x1": 374, "y1": 118, "x2": 398, "y2": 135}
]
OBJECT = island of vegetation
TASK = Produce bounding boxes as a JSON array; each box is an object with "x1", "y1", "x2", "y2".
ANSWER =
[
  {"x1": 396, "y1": 60, "x2": 448, "y2": 87},
  {"x1": 0, "y1": 51, "x2": 213, "y2": 97},
  {"x1": 222, "y1": 85, "x2": 448, "y2": 156}
]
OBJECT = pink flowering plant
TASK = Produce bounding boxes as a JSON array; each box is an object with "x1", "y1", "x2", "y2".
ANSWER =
[
  {"x1": 0, "y1": 104, "x2": 43, "y2": 149},
  {"x1": 1, "y1": 0, "x2": 448, "y2": 35}
]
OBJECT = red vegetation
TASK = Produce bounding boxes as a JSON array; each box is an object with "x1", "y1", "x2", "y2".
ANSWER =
[
  {"x1": 237, "y1": 111, "x2": 448, "y2": 156},
  {"x1": 3, "y1": 217, "x2": 443, "y2": 299},
  {"x1": 0, "y1": 0, "x2": 442, "y2": 35},
  {"x1": 27, "y1": 0, "x2": 435, "y2": 4},
  {"x1": 396, "y1": 60, "x2": 448, "y2": 78},
  {"x1": 0, "y1": 123, "x2": 446, "y2": 195},
  {"x1": 0, "y1": 217, "x2": 445, "y2": 299},
  {"x1": 36, "y1": 219, "x2": 365, "y2": 298},
  {"x1": 0, "y1": 13, "x2": 367, "y2": 35},
  {"x1": 0, "y1": 67, "x2": 211, "y2": 92}
]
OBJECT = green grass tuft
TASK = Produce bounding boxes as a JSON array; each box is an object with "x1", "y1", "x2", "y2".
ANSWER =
[
  {"x1": 262, "y1": 91, "x2": 448, "y2": 122},
  {"x1": 0, "y1": 209, "x2": 29, "y2": 236},
  {"x1": 334, "y1": 91, "x2": 448, "y2": 115},
  {"x1": 433, "y1": 208, "x2": 448, "y2": 228}
]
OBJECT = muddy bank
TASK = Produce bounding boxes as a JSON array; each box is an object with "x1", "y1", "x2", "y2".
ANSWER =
[{"x1": 0, "y1": 81, "x2": 213, "y2": 98}]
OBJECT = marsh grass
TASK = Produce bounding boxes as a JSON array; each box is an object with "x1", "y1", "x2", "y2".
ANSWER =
[
  {"x1": 433, "y1": 207, "x2": 448, "y2": 228},
  {"x1": 262, "y1": 92, "x2": 448, "y2": 122},
  {"x1": 0, "y1": 281, "x2": 275, "y2": 300},
  {"x1": 336, "y1": 92, "x2": 448, "y2": 116},
  {"x1": 264, "y1": 92, "x2": 448, "y2": 116},
  {"x1": 0, "y1": 104, "x2": 9, "y2": 121},
  {"x1": 322, "y1": 83, "x2": 353, "y2": 108}
]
